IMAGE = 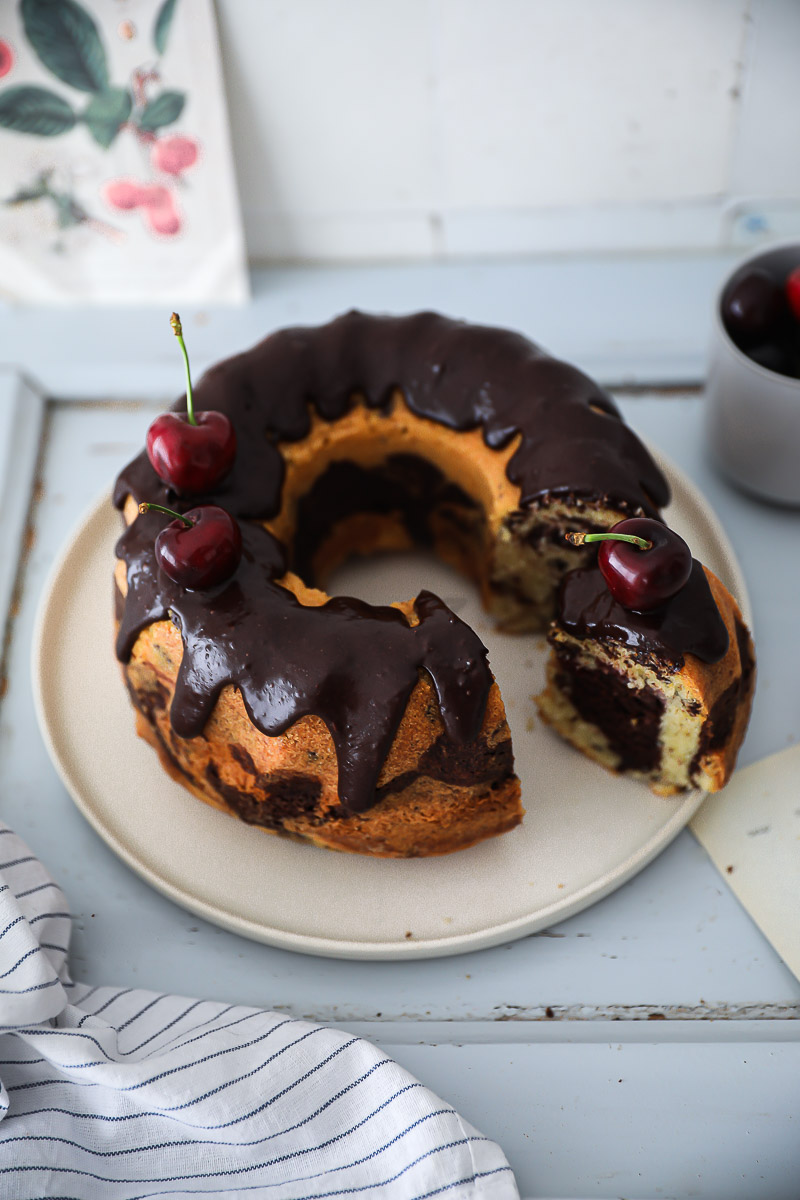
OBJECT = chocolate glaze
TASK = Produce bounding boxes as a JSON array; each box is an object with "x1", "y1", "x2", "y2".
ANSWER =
[
  {"x1": 114, "y1": 310, "x2": 678, "y2": 812},
  {"x1": 114, "y1": 310, "x2": 669, "y2": 517},
  {"x1": 557, "y1": 561, "x2": 729, "y2": 665},
  {"x1": 115, "y1": 511, "x2": 492, "y2": 813}
]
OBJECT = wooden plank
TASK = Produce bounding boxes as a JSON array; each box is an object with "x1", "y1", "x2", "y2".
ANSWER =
[
  {"x1": 0, "y1": 370, "x2": 45, "y2": 670},
  {"x1": 363, "y1": 1037, "x2": 800, "y2": 1200}
]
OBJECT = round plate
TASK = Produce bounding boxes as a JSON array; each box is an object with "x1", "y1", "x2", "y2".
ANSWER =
[{"x1": 33, "y1": 451, "x2": 750, "y2": 960}]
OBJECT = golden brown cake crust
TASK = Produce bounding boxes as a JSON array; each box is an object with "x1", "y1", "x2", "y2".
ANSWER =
[
  {"x1": 685, "y1": 568, "x2": 755, "y2": 792},
  {"x1": 119, "y1": 602, "x2": 523, "y2": 858}
]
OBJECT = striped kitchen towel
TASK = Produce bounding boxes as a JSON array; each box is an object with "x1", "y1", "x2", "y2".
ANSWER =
[{"x1": 0, "y1": 825, "x2": 518, "y2": 1199}]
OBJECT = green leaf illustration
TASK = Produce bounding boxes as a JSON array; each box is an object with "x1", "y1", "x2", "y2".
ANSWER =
[
  {"x1": 0, "y1": 85, "x2": 76, "y2": 135},
  {"x1": 139, "y1": 89, "x2": 185, "y2": 132},
  {"x1": 5, "y1": 184, "x2": 49, "y2": 205},
  {"x1": 154, "y1": 0, "x2": 179, "y2": 56},
  {"x1": 82, "y1": 87, "x2": 132, "y2": 148},
  {"x1": 54, "y1": 192, "x2": 85, "y2": 229},
  {"x1": 21, "y1": 0, "x2": 109, "y2": 93}
]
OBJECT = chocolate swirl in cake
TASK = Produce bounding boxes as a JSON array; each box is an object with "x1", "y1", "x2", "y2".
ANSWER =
[{"x1": 113, "y1": 310, "x2": 718, "y2": 813}]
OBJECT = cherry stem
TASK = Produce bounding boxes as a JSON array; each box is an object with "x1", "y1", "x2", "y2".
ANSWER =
[
  {"x1": 170, "y1": 312, "x2": 196, "y2": 427},
  {"x1": 565, "y1": 530, "x2": 652, "y2": 550},
  {"x1": 139, "y1": 500, "x2": 193, "y2": 527}
]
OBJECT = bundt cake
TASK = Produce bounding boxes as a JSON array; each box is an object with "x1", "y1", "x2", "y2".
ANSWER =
[{"x1": 112, "y1": 310, "x2": 754, "y2": 857}]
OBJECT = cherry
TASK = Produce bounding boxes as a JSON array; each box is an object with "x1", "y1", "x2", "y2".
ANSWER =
[
  {"x1": 786, "y1": 266, "x2": 800, "y2": 324},
  {"x1": 146, "y1": 314, "x2": 236, "y2": 493},
  {"x1": 139, "y1": 502, "x2": 242, "y2": 589},
  {"x1": 141, "y1": 186, "x2": 182, "y2": 236},
  {"x1": 0, "y1": 40, "x2": 14, "y2": 79},
  {"x1": 104, "y1": 179, "x2": 149, "y2": 210},
  {"x1": 151, "y1": 135, "x2": 200, "y2": 176},
  {"x1": 722, "y1": 267, "x2": 784, "y2": 347},
  {"x1": 566, "y1": 517, "x2": 692, "y2": 611}
]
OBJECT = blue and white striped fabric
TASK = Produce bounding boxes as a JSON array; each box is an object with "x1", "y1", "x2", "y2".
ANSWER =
[{"x1": 0, "y1": 825, "x2": 518, "y2": 1199}]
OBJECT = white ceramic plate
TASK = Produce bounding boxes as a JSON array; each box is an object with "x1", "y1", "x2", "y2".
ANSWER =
[{"x1": 33, "y1": 451, "x2": 750, "y2": 960}]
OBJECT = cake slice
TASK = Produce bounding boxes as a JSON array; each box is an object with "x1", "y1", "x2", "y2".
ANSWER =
[{"x1": 536, "y1": 562, "x2": 755, "y2": 795}]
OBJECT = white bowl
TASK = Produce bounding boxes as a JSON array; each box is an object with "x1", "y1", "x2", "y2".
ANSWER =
[{"x1": 705, "y1": 241, "x2": 800, "y2": 506}]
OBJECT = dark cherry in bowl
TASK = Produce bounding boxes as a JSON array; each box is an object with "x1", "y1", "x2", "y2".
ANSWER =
[{"x1": 720, "y1": 246, "x2": 800, "y2": 379}]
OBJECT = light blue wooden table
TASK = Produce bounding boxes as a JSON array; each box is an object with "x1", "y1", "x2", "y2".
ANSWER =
[{"x1": 1, "y1": 255, "x2": 798, "y2": 1199}]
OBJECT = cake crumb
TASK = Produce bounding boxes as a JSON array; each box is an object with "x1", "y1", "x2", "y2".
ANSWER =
[
  {"x1": 726, "y1": 864, "x2": 735, "y2": 874},
  {"x1": 405, "y1": 931, "x2": 412, "y2": 939}
]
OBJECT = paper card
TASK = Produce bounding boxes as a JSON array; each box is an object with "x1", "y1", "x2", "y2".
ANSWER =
[
  {"x1": 0, "y1": 0, "x2": 248, "y2": 304},
  {"x1": 691, "y1": 745, "x2": 800, "y2": 982}
]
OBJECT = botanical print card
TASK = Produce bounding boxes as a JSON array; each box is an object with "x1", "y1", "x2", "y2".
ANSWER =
[{"x1": 0, "y1": 0, "x2": 248, "y2": 304}]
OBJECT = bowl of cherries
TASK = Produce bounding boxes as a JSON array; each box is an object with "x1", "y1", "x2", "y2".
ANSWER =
[{"x1": 706, "y1": 241, "x2": 800, "y2": 505}]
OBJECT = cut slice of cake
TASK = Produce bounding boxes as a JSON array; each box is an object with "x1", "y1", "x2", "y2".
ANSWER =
[{"x1": 536, "y1": 562, "x2": 755, "y2": 795}]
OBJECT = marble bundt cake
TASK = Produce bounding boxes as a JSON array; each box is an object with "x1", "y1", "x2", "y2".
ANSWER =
[{"x1": 113, "y1": 310, "x2": 753, "y2": 856}]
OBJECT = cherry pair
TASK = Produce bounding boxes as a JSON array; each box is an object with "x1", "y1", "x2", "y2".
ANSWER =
[{"x1": 142, "y1": 314, "x2": 240, "y2": 589}]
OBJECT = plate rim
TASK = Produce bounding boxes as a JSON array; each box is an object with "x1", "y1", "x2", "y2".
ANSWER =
[{"x1": 32, "y1": 450, "x2": 751, "y2": 960}]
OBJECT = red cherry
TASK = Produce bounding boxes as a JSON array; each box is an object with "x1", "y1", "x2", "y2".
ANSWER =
[
  {"x1": 146, "y1": 312, "x2": 236, "y2": 492},
  {"x1": 595, "y1": 518, "x2": 692, "y2": 611},
  {"x1": 151, "y1": 135, "x2": 199, "y2": 176},
  {"x1": 722, "y1": 267, "x2": 784, "y2": 346},
  {"x1": 786, "y1": 267, "x2": 800, "y2": 323},
  {"x1": 147, "y1": 410, "x2": 236, "y2": 493},
  {"x1": 141, "y1": 184, "x2": 182, "y2": 236},
  {"x1": 0, "y1": 40, "x2": 15, "y2": 79},
  {"x1": 104, "y1": 178, "x2": 150, "y2": 210},
  {"x1": 144, "y1": 504, "x2": 242, "y2": 589}
]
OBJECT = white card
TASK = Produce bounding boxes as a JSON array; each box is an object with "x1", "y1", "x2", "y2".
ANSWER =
[{"x1": 692, "y1": 745, "x2": 800, "y2": 982}]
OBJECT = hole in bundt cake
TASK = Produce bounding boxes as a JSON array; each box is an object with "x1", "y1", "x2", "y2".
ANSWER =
[
  {"x1": 291, "y1": 452, "x2": 485, "y2": 595},
  {"x1": 268, "y1": 392, "x2": 632, "y2": 632}
]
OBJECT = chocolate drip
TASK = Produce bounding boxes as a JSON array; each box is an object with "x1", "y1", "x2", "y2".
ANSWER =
[
  {"x1": 114, "y1": 311, "x2": 674, "y2": 812},
  {"x1": 558, "y1": 562, "x2": 729, "y2": 665},
  {"x1": 115, "y1": 514, "x2": 492, "y2": 813}
]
